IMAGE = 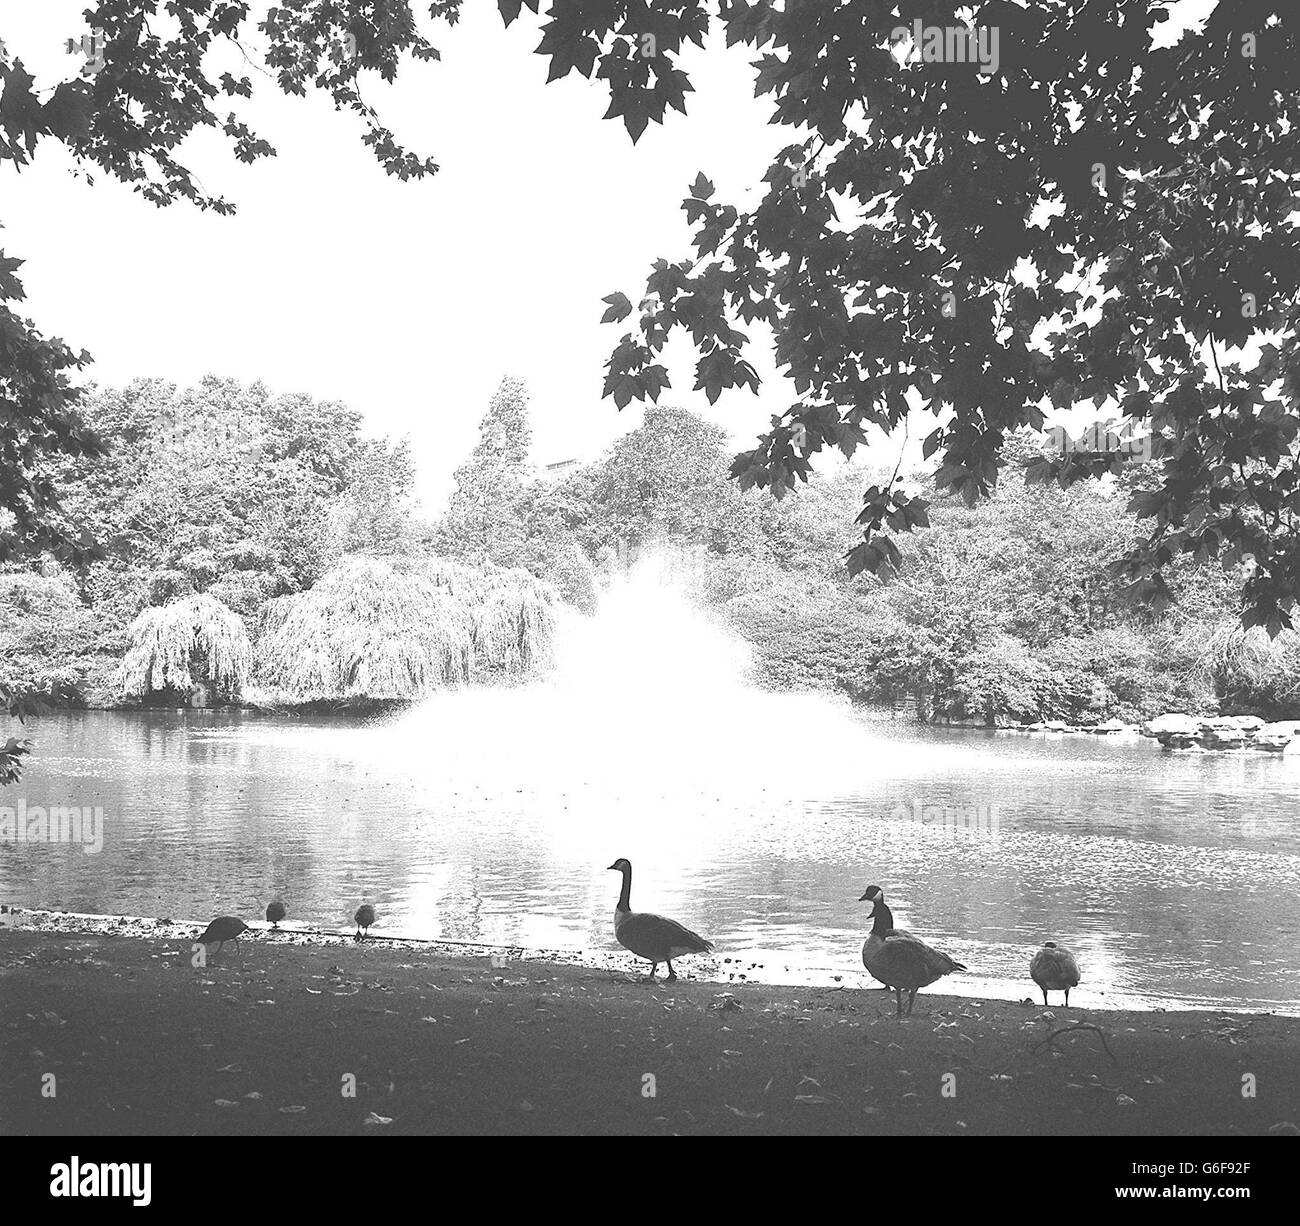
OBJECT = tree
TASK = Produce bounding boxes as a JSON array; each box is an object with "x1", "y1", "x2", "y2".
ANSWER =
[
  {"x1": 118, "y1": 592, "x2": 252, "y2": 703},
  {"x1": 255, "y1": 554, "x2": 557, "y2": 703},
  {"x1": 60, "y1": 377, "x2": 381, "y2": 611},
  {"x1": 574, "y1": 405, "x2": 767, "y2": 557},
  {"x1": 438, "y1": 376, "x2": 534, "y2": 565},
  {"x1": 332, "y1": 436, "x2": 419, "y2": 558},
  {"x1": 499, "y1": 1, "x2": 1300, "y2": 630}
]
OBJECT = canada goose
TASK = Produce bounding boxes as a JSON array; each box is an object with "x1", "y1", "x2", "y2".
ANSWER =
[
  {"x1": 859, "y1": 885, "x2": 965, "y2": 1017},
  {"x1": 607, "y1": 858, "x2": 713, "y2": 981},
  {"x1": 1030, "y1": 941, "x2": 1080, "y2": 1006},
  {"x1": 354, "y1": 904, "x2": 376, "y2": 941},
  {"x1": 265, "y1": 900, "x2": 286, "y2": 929},
  {"x1": 197, "y1": 916, "x2": 248, "y2": 956}
]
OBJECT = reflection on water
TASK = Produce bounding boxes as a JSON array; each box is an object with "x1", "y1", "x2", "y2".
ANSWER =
[{"x1": 3, "y1": 564, "x2": 1299, "y2": 1013}]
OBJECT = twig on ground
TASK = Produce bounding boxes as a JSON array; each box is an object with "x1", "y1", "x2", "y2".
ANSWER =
[{"x1": 1033, "y1": 1022, "x2": 1118, "y2": 1063}]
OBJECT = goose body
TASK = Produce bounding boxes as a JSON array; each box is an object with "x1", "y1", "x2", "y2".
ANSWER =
[
  {"x1": 858, "y1": 885, "x2": 965, "y2": 1016},
  {"x1": 607, "y1": 859, "x2": 712, "y2": 981},
  {"x1": 197, "y1": 915, "x2": 248, "y2": 954},
  {"x1": 354, "y1": 904, "x2": 376, "y2": 940},
  {"x1": 266, "y1": 900, "x2": 286, "y2": 928},
  {"x1": 1030, "y1": 941, "x2": 1080, "y2": 1006}
]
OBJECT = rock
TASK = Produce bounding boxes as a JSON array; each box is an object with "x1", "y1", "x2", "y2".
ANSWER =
[
  {"x1": 1202, "y1": 727, "x2": 1248, "y2": 749},
  {"x1": 1197, "y1": 717, "x2": 1241, "y2": 733},
  {"x1": 1141, "y1": 713, "x2": 1199, "y2": 737},
  {"x1": 1259, "y1": 720, "x2": 1300, "y2": 738},
  {"x1": 1226, "y1": 715, "x2": 1265, "y2": 732},
  {"x1": 1089, "y1": 718, "x2": 1134, "y2": 734},
  {"x1": 1255, "y1": 721, "x2": 1300, "y2": 752},
  {"x1": 1254, "y1": 738, "x2": 1289, "y2": 753}
]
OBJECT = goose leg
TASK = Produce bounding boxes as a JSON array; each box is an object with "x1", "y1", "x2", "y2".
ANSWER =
[
  {"x1": 1042, "y1": 989, "x2": 1048, "y2": 1006},
  {"x1": 894, "y1": 989, "x2": 904, "y2": 1018},
  {"x1": 1064, "y1": 989, "x2": 1070, "y2": 1007},
  {"x1": 666, "y1": 961, "x2": 677, "y2": 982},
  {"x1": 907, "y1": 988, "x2": 918, "y2": 1016},
  {"x1": 647, "y1": 962, "x2": 657, "y2": 980}
]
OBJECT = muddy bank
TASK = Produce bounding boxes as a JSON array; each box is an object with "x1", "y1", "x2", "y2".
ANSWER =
[{"x1": 2, "y1": 926, "x2": 1298, "y2": 1136}]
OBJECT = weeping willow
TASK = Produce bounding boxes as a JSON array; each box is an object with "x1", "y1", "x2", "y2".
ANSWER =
[
  {"x1": 1207, "y1": 624, "x2": 1300, "y2": 713},
  {"x1": 468, "y1": 573, "x2": 557, "y2": 674},
  {"x1": 256, "y1": 556, "x2": 556, "y2": 702},
  {"x1": 118, "y1": 594, "x2": 252, "y2": 699}
]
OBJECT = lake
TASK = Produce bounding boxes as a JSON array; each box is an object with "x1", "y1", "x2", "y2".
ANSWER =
[
  {"x1": 3, "y1": 572, "x2": 1298, "y2": 1014},
  {"x1": 5, "y1": 704, "x2": 1298, "y2": 1014}
]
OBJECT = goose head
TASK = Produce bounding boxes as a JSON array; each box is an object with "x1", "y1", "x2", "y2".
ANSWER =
[
  {"x1": 607, "y1": 858, "x2": 632, "y2": 873},
  {"x1": 1043, "y1": 940, "x2": 1057, "y2": 949},
  {"x1": 858, "y1": 883, "x2": 884, "y2": 911}
]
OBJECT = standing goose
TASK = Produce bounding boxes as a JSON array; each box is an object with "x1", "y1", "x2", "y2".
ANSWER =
[
  {"x1": 197, "y1": 915, "x2": 248, "y2": 956},
  {"x1": 354, "y1": 903, "x2": 376, "y2": 941},
  {"x1": 607, "y1": 858, "x2": 713, "y2": 982},
  {"x1": 1029, "y1": 941, "x2": 1080, "y2": 1007},
  {"x1": 859, "y1": 885, "x2": 966, "y2": 1017},
  {"x1": 266, "y1": 900, "x2": 286, "y2": 929}
]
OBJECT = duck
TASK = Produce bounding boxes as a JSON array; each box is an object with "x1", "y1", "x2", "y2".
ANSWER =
[
  {"x1": 265, "y1": 900, "x2": 286, "y2": 929},
  {"x1": 197, "y1": 915, "x2": 248, "y2": 956},
  {"x1": 607, "y1": 858, "x2": 712, "y2": 982},
  {"x1": 354, "y1": 904, "x2": 376, "y2": 941},
  {"x1": 859, "y1": 885, "x2": 965, "y2": 1017},
  {"x1": 1029, "y1": 941, "x2": 1080, "y2": 1006}
]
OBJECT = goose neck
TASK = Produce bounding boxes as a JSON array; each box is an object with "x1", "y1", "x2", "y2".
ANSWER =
[
  {"x1": 616, "y1": 865, "x2": 632, "y2": 913},
  {"x1": 871, "y1": 902, "x2": 894, "y2": 935}
]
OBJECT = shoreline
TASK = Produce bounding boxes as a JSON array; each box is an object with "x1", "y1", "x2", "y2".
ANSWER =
[
  {"x1": 3, "y1": 923, "x2": 1299, "y2": 1136},
  {"x1": 21, "y1": 703, "x2": 1300, "y2": 758},
  {"x1": 4, "y1": 908, "x2": 1297, "y2": 1020}
]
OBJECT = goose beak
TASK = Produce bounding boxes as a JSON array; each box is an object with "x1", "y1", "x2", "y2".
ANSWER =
[{"x1": 606, "y1": 863, "x2": 619, "y2": 871}]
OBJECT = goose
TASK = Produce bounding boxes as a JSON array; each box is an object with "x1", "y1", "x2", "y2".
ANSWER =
[
  {"x1": 265, "y1": 900, "x2": 286, "y2": 929},
  {"x1": 607, "y1": 858, "x2": 713, "y2": 982},
  {"x1": 859, "y1": 885, "x2": 965, "y2": 1017},
  {"x1": 197, "y1": 916, "x2": 248, "y2": 956},
  {"x1": 354, "y1": 904, "x2": 376, "y2": 941},
  {"x1": 1029, "y1": 941, "x2": 1080, "y2": 1006}
]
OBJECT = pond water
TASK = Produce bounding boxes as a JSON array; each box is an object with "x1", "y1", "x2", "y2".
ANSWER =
[{"x1": 3, "y1": 566, "x2": 1298, "y2": 1013}]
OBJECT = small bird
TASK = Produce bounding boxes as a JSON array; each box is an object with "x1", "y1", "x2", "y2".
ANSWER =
[
  {"x1": 354, "y1": 904, "x2": 376, "y2": 941},
  {"x1": 859, "y1": 885, "x2": 966, "y2": 1017},
  {"x1": 197, "y1": 916, "x2": 248, "y2": 956},
  {"x1": 607, "y1": 858, "x2": 713, "y2": 982},
  {"x1": 265, "y1": 900, "x2": 286, "y2": 929},
  {"x1": 1030, "y1": 941, "x2": 1081, "y2": 1007}
]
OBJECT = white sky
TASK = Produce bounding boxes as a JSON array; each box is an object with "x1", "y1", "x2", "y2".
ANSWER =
[
  {"x1": 0, "y1": 1, "x2": 1218, "y2": 513},
  {"x1": 0, "y1": 1, "x2": 804, "y2": 513}
]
